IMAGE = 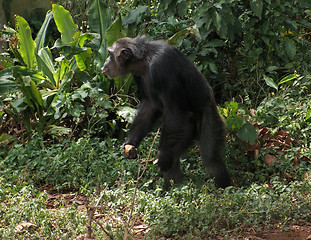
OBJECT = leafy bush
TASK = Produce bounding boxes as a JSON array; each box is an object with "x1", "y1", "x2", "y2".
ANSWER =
[
  {"x1": 0, "y1": 2, "x2": 136, "y2": 141},
  {"x1": 124, "y1": 0, "x2": 311, "y2": 102},
  {"x1": 0, "y1": 136, "x2": 161, "y2": 190},
  {"x1": 222, "y1": 74, "x2": 311, "y2": 186}
]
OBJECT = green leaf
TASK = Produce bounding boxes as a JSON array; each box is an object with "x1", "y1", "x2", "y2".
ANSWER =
[
  {"x1": 22, "y1": 76, "x2": 43, "y2": 108},
  {"x1": 10, "y1": 98, "x2": 28, "y2": 112},
  {"x1": 77, "y1": 33, "x2": 94, "y2": 47},
  {"x1": 52, "y1": 4, "x2": 77, "y2": 44},
  {"x1": 284, "y1": 38, "x2": 296, "y2": 60},
  {"x1": 70, "y1": 102, "x2": 84, "y2": 117},
  {"x1": 117, "y1": 106, "x2": 136, "y2": 123},
  {"x1": 279, "y1": 73, "x2": 300, "y2": 85},
  {"x1": 211, "y1": 8, "x2": 222, "y2": 32},
  {"x1": 47, "y1": 125, "x2": 71, "y2": 136},
  {"x1": 72, "y1": 33, "x2": 94, "y2": 71},
  {"x1": 106, "y1": 15, "x2": 126, "y2": 47},
  {"x1": 88, "y1": 0, "x2": 111, "y2": 35},
  {"x1": 75, "y1": 51, "x2": 89, "y2": 72},
  {"x1": 35, "y1": 11, "x2": 54, "y2": 53},
  {"x1": 11, "y1": 66, "x2": 46, "y2": 85},
  {"x1": 208, "y1": 62, "x2": 218, "y2": 73},
  {"x1": 205, "y1": 39, "x2": 226, "y2": 48},
  {"x1": 177, "y1": 1, "x2": 189, "y2": 17},
  {"x1": 168, "y1": 26, "x2": 201, "y2": 45},
  {"x1": 0, "y1": 133, "x2": 16, "y2": 144},
  {"x1": 264, "y1": 75, "x2": 278, "y2": 90},
  {"x1": 123, "y1": 6, "x2": 148, "y2": 25},
  {"x1": 237, "y1": 122, "x2": 258, "y2": 144},
  {"x1": 15, "y1": 16, "x2": 36, "y2": 68},
  {"x1": 226, "y1": 116, "x2": 243, "y2": 130},
  {"x1": 0, "y1": 68, "x2": 16, "y2": 95},
  {"x1": 88, "y1": 0, "x2": 112, "y2": 70},
  {"x1": 306, "y1": 109, "x2": 311, "y2": 122},
  {"x1": 36, "y1": 47, "x2": 56, "y2": 87},
  {"x1": 250, "y1": 0, "x2": 263, "y2": 19}
]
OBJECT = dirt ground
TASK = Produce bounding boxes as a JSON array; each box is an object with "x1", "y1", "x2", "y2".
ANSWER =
[{"x1": 234, "y1": 224, "x2": 311, "y2": 240}]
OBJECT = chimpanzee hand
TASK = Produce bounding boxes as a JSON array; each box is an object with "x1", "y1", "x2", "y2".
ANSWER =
[{"x1": 122, "y1": 143, "x2": 138, "y2": 159}]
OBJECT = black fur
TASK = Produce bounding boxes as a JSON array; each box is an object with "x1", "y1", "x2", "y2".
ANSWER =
[{"x1": 102, "y1": 36, "x2": 231, "y2": 189}]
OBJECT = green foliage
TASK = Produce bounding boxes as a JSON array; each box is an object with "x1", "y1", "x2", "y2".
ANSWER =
[
  {"x1": 0, "y1": 183, "x2": 87, "y2": 239},
  {"x1": 0, "y1": 137, "x2": 159, "y2": 189},
  {"x1": 0, "y1": 4, "x2": 131, "y2": 140},
  {"x1": 15, "y1": 16, "x2": 37, "y2": 68},
  {"x1": 0, "y1": 176, "x2": 310, "y2": 239},
  {"x1": 88, "y1": 0, "x2": 112, "y2": 70},
  {"x1": 223, "y1": 75, "x2": 311, "y2": 186},
  {"x1": 124, "y1": 0, "x2": 311, "y2": 102},
  {"x1": 220, "y1": 101, "x2": 257, "y2": 144},
  {"x1": 52, "y1": 4, "x2": 78, "y2": 44},
  {"x1": 256, "y1": 75, "x2": 311, "y2": 142},
  {"x1": 143, "y1": 181, "x2": 311, "y2": 238}
]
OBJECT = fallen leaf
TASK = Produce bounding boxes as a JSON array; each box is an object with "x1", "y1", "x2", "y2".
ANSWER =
[
  {"x1": 264, "y1": 154, "x2": 277, "y2": 166},
  {"x1": 15, "y1": 222, "x2": 36, "y2": 232},
  {"x1": 304, "y1": 172, "x2": 311, "y2": 180}
]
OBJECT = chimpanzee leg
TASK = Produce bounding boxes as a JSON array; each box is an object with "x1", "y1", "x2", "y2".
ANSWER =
[
  {"x1": 199, "y1": 105, "x2": 231, "y2": 188},
  {"x1": 158, "y1": 114, "x2": 195, "y2": 189},
  {"x1": 126, "y1": 101, "x2": 160, "y2": 147},
  {"x1": 161, "y1": 157, "x2": 183, "y2": 189}
]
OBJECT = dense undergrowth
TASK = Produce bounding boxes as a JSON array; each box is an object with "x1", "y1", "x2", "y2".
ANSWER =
[
  {"x1": 0, "y1": 0, "x2": 311, "y2": 239},
  {"x1": 1, "y1": 178, "x2": 310, "y2": 239}
]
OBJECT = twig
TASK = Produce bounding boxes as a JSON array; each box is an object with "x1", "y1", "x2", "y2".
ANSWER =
[
  {"x1": 86, "y1": 184, "x2": 109, "y2": 239},
  {"x1": 86, "y1": 200, "x2": 94, "y2": 239},
  {"x1": 123, "y1": 129, "x2": 160, "y2": 240},
  {"x1": 94, "y1": 218, "x2": 114, "y2": 240}
]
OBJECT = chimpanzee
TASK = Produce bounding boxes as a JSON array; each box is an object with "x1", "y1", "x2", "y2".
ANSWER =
[{"x1": 101, "y1": 36, "x2": 231, "y2": 189}]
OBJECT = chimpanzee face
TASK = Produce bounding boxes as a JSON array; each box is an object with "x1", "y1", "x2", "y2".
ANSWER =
[{"x1": 101, "y1": 41, "x2": 133, "y2": 78}]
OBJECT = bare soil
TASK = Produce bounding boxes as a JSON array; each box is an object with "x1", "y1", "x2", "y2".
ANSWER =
[{"x1": 247, "y1": 225, "x2": 311, "y2": 240}]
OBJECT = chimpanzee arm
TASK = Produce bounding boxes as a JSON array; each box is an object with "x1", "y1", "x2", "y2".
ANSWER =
[{"x1": 124, "y1": 100, "x2": 161, "y2": 147}]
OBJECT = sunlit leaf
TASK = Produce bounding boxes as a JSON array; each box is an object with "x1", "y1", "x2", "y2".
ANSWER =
[
  {"x1": 52, "y1": 4, "x2": 77, "y2": 44},
  {"x1": 35, "y1": 11, "x2": 53, "y2": 53},
  {"x1": 36, "y1": 47, "x2": 56, "y2": 87},
  {"x1": 15, "y1": 16, "x2": 36, "y2": 68},
  {"x1": 279, "y1": 73, "x2": 300, "y2": 85}
]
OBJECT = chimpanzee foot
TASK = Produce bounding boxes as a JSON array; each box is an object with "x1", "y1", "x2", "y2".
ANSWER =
[{"x1": 162, "y1": 167, "x2": 183, "y2": 190}]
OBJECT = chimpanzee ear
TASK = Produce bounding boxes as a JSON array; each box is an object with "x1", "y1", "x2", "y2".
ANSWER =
[{"x1": 120, "y1": 48, "x2": 133, "y2": 61}]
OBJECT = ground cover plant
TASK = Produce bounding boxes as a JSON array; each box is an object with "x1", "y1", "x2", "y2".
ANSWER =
[{"x1": 0, "y1": 0, "x2": 311, "y2": 239}]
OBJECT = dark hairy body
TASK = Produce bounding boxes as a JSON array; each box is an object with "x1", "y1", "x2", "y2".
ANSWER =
[{"x1": 102, "y1": 36, "x2": 231, "y2": 189}]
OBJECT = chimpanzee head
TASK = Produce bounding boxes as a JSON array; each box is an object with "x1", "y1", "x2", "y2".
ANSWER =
[{"x1": 101, "y1": 37, "x2": 147, "y2": 78}]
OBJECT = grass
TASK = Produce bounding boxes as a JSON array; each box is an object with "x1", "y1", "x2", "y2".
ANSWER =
[{"x1": 0, "y1": 176, "x2": 310, "y2": 239}]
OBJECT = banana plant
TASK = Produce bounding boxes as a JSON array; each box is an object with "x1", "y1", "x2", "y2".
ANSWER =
[
  {"x1": 0, "y1": 4, "x2": 94, "y2": 137},
  {"x1": 0, "y1": 1, "x2": 131, "y2": 139}
]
